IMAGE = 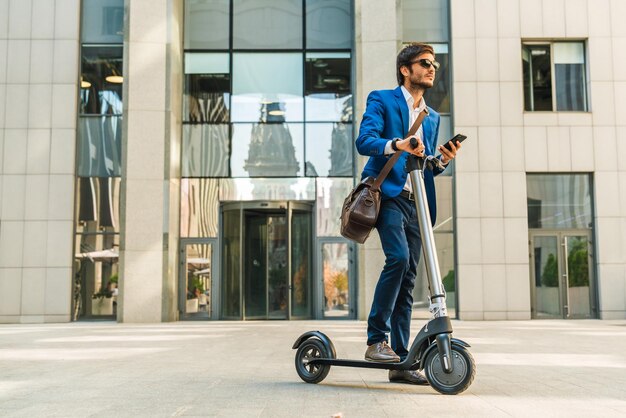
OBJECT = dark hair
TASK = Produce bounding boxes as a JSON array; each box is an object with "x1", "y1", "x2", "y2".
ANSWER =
[{"x1": 396, "y1": 42, "x2": 435, "y2": 85}]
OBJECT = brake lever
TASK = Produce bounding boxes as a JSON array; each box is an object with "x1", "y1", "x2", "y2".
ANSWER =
[{"x1": 424, "y1": 155, "x2": 446, "y2": 171}]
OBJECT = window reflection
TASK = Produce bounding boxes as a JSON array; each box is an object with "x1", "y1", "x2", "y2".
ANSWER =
[
  {"x1": 81, "y1": 0, "x2": 124, "y2": 44},
  {"x1": 231, "y1": 123, "x2": 304, "y2": 177},
  {"x1": 219, "y1": 178, "x2": 315, "y2": 201},
  {"x1": 305, "y1": 53, "x2": 352, "y2": 121},
  {"x1": 316, "y1": 178, "x2": 354, "y2": 236},
  {"x1": 322, "y1": 242, "x2": 350, "y2": 317},
  {"x1": 423, "y1": 44, "x2": 449, "y2": 113},
  {"x1": 81, "y1": 46, "x2": 123, "y2": 115},
  {"x1": 76, "y1": 177, "x2": 121, "y2": 233},
  {"x1": 305, "y1": 123, "x2": 352, "y2": 177},
  {"x1": 180, "y1": 179, "x2": 219, "y2": 237},
  {"x1": 306, "y1": 0, "x2": 351, "y2": 49},
  {"x1": 232, "y1": 53, "x2": 303, "y2": 122},
  {"x1": 182, "y1": 125, "x2": 230, "y2": 177},
  {"x1": 402, "y1": 0, "x2": 449, "y2": 43},
  {"x1": 554, "y1": 42, "x2": 587, "y2": 111},
  {"x1": 233, "y1": 0, "x2": 303, "y2": 49},
  {"x1": 184, "y1": 0, "x2": 229, "y2": 49},
  {"x1": 78, "y1": 116, "x2": 123, "y2": 177},
  {"x1": 523, "y1": 44, "x2": 553, "y2": 111},
  {"x1": 74, "y1": 234, "x2": 120, "y2": 319},
  {"x1": 526, "y1": 174, "x2": 593, "y2": 229},
  {"x1": 184, "y1": 53, "x2": 230, "y2": 123}
]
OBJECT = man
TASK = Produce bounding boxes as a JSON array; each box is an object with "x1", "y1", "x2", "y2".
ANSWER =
[{"x1": 355, "y1": 43, "x2": 462, "y2": 385}]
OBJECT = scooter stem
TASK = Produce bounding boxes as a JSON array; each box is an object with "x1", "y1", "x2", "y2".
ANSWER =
[{"x1": 406, "y1": 152, "x2": 447, "y2": 319}]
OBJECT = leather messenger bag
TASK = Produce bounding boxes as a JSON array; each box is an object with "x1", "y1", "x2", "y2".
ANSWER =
[{"x1": 340, "y1": 109, "x2": 428, "y2": 244}]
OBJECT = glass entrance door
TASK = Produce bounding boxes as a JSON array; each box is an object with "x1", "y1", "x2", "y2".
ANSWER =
[
  {"x1": 529, "y1": 232, "x2": 595, "y2": 318},
  {"x1": 179, "y1": 239, "x2": 216, "y2": 320},
  {"x1": 244, "y1": 212, "x2": 289, "y2": 319},
  {"x1": 222, "y1": 202, "x2": 312, "y2": 320}
]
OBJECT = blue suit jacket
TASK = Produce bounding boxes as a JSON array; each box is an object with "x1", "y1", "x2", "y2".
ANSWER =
[{"x1": 356, "y1": 86, "x2": 445, "y2": 224}]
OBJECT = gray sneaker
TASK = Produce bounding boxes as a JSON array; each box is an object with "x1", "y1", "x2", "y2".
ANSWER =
[{"x1": 364, "y1": 341, "x2": 401, "y2": 363}]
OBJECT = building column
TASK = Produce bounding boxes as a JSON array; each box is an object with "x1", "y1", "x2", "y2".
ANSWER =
[
  {"x1": 354, "y1": 0, "x2": 401, "y2": 320},
  {"x1": 118, "y1": 0, "x2": 183, "y2": 322}
]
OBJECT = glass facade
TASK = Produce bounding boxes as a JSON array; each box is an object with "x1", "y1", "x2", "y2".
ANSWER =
[
  {"x1": 182, "y1": 0, "x2": 354, "y2": 319},
  {"x1": 73, "y1": 0, "x2": 124, "y2": 319}
]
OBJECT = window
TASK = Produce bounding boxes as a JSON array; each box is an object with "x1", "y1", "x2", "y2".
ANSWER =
[
  {"x1": 522, "y1": 41, "x2": 588, "y2": 112},
  {"x1": 182, "y1": 0, "x2": 354, "y2": 182},
  {"x1": 526, "y1": 174, "x2": 593, "y2": 229}
]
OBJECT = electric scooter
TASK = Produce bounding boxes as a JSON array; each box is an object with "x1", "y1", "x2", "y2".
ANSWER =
[{"x1": 293, "y1": 142, "x2": 476, "y2": 395}]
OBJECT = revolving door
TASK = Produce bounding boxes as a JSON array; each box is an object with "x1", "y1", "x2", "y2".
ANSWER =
[{"x1": 221, "y1": 201, "x2": 313, "y2": 319}]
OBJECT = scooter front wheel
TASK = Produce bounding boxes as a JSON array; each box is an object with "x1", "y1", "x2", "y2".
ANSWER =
[
  {"x1": 424, "y1": 345, "x2": 475, "y2": 395},
  {"x1": 295, "y1": 338, "x2": 331, "y2": 384}
]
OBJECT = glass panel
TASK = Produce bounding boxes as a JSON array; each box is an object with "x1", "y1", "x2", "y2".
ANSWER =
[
  {"x1": 291, "y1": 211, "x2": 312, "y2": 317},
  {"x1": 423, "y1": 44, "x2": 449, "y2": 113},
  {"x1": 81, "y1": 46, "x2": 124, "y2": 115},
  {"x1": 433, "y1": 176, "x2": 453, "y2": 232},
  {"x1": 554, "y1": 42, "x2": 587, "y2": 111},
  {"x1": 402, "y1": 0, "x2": 449, "y2": 43},
  {"x1": 522, "y1": 48, "x2": 532, "y2": 111},
  {"x1": 75, "y1": 177, "x2": 121, "y2": 233},
  {"x1": 305, "y1": 123, "x2": 352, "y2": 177},
  {"x1": 532, "y1": 236, "x2": 561, "y2": 318},
  {"x1": 244, "y1": 214, "x2": 268, "y2": 318},
  {"x1": 180, "y1": 178, "x2": 219, "y2": 237},
  {"x1": 322, "y1": 242, "x2": 350, "y2": 317},
  {"x1": 77, "y1": 116, "x2": 123, "y2": 177},
  {"x1": 306, "y1": 0, "x2": 351, "y2": 49},
  {"x1": 184, "y1": 0, "x2": 230, "y2": 49},
  {"x1": 182, "y1": 125, "x2": 230, "y2": 177},
  {"x1": 219, "y1": 178, "x2": 315, "y2": 201},
  {"x1": 181, "y1": 243, "x2": 212, "y2": 319},
  {"x1": 222, "y1": 209, "x2": 241, "y2": 318},
  {"x1": 81, "y1": 0, "x2": 124, "y2": 44},
  {"x1": 412, "y1": 232, "x2": 455, "y2": 316},
  {"x1": 566, "y1": 236, "x2": 591, "y2": 318},
  {"x1": 526, "y1": 174, "x2": 593, "y2": 229},
  {"x1": 73, "y1": 234, "x2": 120, "y2": 319},
  {"x1": 230, "y1": 123, "x2": 304, "y2": 177},
  {"x1": 232, "y1": 53, "x2": 303, "y2": 122},
  {"x1": 184, "y1": 53, "x2": 230, "y2": 123},
  {"x1": 522, "y1": 44, "x2": 553, "y2": 111},
  {"x1": 267, "y1": 215, "x2": 288, "y2": 319},
  {"x1": 233, "y1": 0, "x2": 303, "y2": 49},
  {"x1": 316, "y1": 178, "x2": 353, "y2": 236},
  {"x1": 435, "y1": 115, "x2": 453, "y2": 176},
  {"x1": 305, "y1": 53, "x2": 352, "y2": 122}
]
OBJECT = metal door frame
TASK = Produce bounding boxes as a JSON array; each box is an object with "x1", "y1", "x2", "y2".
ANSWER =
[
  {"x1": 316, "y1": 237, "x2": 357, "y2": 319},
  {"x1": 178, "y1": 237, "x2": 219, "y2": 320},
  {"x1": 528, "y1": 229, "x2": 596, "y2": 319},
  {"x1": 220, "y1": 201, "x2": 314, "y2": 320}
]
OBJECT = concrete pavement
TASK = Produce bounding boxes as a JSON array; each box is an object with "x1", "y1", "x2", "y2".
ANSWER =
[{"x1": 1, "y1": 319, "x2": 626, "y2": 417}]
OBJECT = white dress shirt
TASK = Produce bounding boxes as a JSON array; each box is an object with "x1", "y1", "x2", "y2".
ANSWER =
[{"x1": 384, "y1": 86, "x2": 428, "y2": 192}]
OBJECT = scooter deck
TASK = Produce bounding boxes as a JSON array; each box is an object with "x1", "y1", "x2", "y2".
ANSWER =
[{"x1": 310, "y1": 358, "x2": 418, "y2": 370}]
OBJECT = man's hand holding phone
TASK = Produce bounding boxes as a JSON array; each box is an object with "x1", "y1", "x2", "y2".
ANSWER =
[{"x1": 438, "y1": 134, "x2": 466, "y2": 164}]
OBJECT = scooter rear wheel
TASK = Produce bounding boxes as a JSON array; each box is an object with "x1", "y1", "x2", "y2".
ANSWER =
[
  {"x1": 424, "y1": 345, "x2": 475, "y2": 395},
  {"x1": 295, "y1": 338, "x2": 331, "y2": 384}
]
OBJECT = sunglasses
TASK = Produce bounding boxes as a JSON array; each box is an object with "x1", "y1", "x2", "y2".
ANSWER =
[{"x1": 410, "y1": 58, "x2": 440, "y2": 71}]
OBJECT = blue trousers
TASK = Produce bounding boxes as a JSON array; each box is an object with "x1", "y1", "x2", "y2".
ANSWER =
[{"x1": 367, "y1": 195, "x2": 422, "y2": 361}]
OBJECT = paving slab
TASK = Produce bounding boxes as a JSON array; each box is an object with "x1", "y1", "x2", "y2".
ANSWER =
[{"x1": 0, "y1": 320, "x2": 625, "y2": 417}]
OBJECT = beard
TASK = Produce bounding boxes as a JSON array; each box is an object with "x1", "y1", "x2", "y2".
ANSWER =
[{"x1": 408, "y1": 71, "x2": 434, "y2": 90}]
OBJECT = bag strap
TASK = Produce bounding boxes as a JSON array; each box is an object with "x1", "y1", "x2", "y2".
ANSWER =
[{"x1": 371, "y1": 108, "x2": 428, "y2": 190}]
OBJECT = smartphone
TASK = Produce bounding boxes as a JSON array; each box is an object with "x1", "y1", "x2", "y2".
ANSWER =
[{"x1": 441, "y1": 134, "x2": 467, "y2": 152}]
